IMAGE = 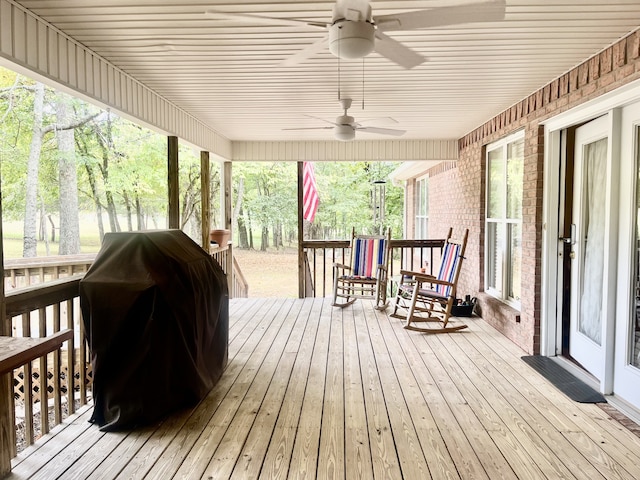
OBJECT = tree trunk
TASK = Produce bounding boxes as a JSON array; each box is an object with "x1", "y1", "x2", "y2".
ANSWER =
[
  {"x1": 248, "y1": 210, "x2": 254, "y2": 249},
  {"x1": 95, "y1": 115, "x2": 120, "y2": 233},
  {"x1": 106, "y1": 190, "x2": 121, "y2": 232},
  {"x1": 83, "y1": 161, "x2": 105, "y2": 241},
  {"x1": 23, "y1": 82, "x2": 45, "y2": 257},
  {"x1": 135, "y1": 196, "x2": 145, "y2": 230},
  {"x1": 123, "y1": 192, "x2": 133, "y2": 231},
  {"x1": 237, "y1": 204, "x2": 249, "y2": 249},
  {"x1": 56, "y1": 94, "x2": 81, "y2": 255},
  {"x1": 260, "y1": 225, "x2": 269, "y2": 251}
]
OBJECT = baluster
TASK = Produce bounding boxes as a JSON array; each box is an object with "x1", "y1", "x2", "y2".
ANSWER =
[
  {"x1": 66, "y1": 299, "x2": 75, "y2": 415},
  {"x1": 38, "y1": 307, "x2": 48, "y2": 435},
  {"x1": 53, "y1": 303, "x2": 62, "y2": 424},
  {"x1": 21, "y1": 312, "x2": 34, "y2": 446}
]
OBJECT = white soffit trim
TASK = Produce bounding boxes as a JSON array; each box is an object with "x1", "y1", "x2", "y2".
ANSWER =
[
  {"x1": 232, "y1": 139, "x2": 459, "y2": 162},
  {"x1": 389, "y1": 161, "x2": 446, "y2": 184},
  {"x1": 0, "y1": 0, "x2": 232, "y2": 159}
]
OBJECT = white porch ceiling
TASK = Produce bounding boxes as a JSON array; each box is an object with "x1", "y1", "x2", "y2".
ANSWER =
[{"x1": 12, "y1": 1, "x2": 640, "y2": 143}]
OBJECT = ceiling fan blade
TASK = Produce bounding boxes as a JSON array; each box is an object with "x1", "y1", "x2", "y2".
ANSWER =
[
  {"x1": 356, "y1": 117, "x2": 399, "y2": 128},
  {"x1": 281, "y1": 34, "x2": 330, "y2": 67},
  {"x1": 374, "y1": 31, "x2": 425, "y2": 69},
  {"x1": 302, "y1": 113, "x2": 339, "y2": 126},
  {"x1": 356, "y1": 126, "x2": 406, "y2": 137},
  {"x1": 205, "y1": 10, "x2": 327, "y2": 29},
  {"x1": 283, "y1": 126, "x2": 333, "y2": 131},
  {"x1": 375, "y1": 0, "x2": 505, "y2": 32}
]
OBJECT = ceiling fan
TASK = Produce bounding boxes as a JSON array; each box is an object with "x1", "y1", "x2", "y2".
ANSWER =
[
  {"x1": 207, "y1": 0, "x2": 506, "y2": 69},
  {"x1": 284, "y1": 98, "x2": 406, "y2": 141}
]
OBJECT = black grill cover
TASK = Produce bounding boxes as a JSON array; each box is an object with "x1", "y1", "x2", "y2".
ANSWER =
[{"x1": 79, "y1": 230, "x2": 228, "y2": 431}]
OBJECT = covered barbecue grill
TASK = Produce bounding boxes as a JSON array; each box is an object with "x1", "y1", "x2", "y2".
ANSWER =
[{"x1": 80, "y1": 230, "x2": 228, "y2": 431}]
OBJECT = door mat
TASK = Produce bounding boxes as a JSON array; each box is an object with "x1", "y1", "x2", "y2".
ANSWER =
[{"x1": 521, "y1": 356, "x2": 606, "y2": 403}]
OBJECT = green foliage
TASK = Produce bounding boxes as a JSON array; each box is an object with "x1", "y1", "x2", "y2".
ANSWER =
[
  {"x1": 233, "y1": 161, "x2": 404, "y2": 245},
  {"x1": 313, "y1": 161, "x2": 403, "y2": 238},
  {"x1": 1, "y1": 65, "x2": 406, "y2": 257}
]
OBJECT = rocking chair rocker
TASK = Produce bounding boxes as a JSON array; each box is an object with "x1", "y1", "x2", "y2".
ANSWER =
[
  {"x1": 391, "y1": 228, "x2": 469, "y2": 333},
  {"x1": 332, "y1": 228, "x2": 390, "y2": 310}
]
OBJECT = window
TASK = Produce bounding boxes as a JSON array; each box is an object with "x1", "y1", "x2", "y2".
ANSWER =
[
  {"x1": 415, "y1": 175, "x2": 429, "y2": 238},
  {"x1": 486, "y1": 132, "x2": 523, "y2": 306}
]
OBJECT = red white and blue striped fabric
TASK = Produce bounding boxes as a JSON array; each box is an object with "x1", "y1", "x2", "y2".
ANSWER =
[
  {"x1": 435, "y1": 242, "x2": 461, "y2": 297},
  {"x1": 351, "y1": 237, "x2": 386, "y2": 278}
]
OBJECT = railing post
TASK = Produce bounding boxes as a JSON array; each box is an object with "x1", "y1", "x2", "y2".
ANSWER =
[
  {"x1": 0, "y1": 374, "x2": 11, "y2": 476},
  {"x1": 223, "y1": 161, "x2": 234, "y2": 298},
  {"x1": 297, "y1": 162, "x2": 304, "y2": 298},
  {"x1": 226, "y1": 244, "x2": 234, "y2": 299},
  {"x1": 167, "y1": 136, "x2": 179, "y2": 229},
  {"x1": 200, "y1": 151, "x2": 211, "y2": 250},
  {"x1": 0, "y1": 182, "x2": 14, "y2": 476}
]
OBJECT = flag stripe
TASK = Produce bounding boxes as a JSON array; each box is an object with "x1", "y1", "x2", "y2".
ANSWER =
[{"x1": 303, "y1": 162, "x2": 319, "y2": 222}]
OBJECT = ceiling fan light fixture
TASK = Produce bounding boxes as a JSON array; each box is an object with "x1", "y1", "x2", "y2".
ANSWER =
[
  {"x1": 329, "y1": 21, "x2": 375, "y2": 59},
  {"x1": 334, "y1": 124, "x2": 355, "y2": 141}
]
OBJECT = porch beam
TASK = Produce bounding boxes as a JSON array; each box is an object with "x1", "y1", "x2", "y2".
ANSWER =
[
  {"x1": 0, "y1": 183, "x2": 12, "y2": 475},
  {"x1": 232, "y1": 139, "x2": 459, "y2": 162},
  {"x1": 297, "y1": 162, "x2": 304, "y2": 299},
  {"x1": 200, "y1": 151, "x2": 211, "y2": 250},
  {"x1": 167, "y1": 136, "x2": 179, "y2": 229},
  {"x1": 223, "y1": 162, "x2": 233, "y2": 297},
  {"x1": 223, "y1": 162, "x2": 232, "y2": 233}
]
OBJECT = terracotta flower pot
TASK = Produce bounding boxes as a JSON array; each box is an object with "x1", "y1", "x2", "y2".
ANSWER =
[{"x1": 209, "y1": 229, "x2": 230, "y2": 245}]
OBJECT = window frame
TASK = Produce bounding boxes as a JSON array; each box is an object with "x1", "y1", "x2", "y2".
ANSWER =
[
  {"x1": 485, "y1": 130, "x2": 524, "y2": 309},
  {"x1": 414, "y1": 174, "x2": 429, "y2": 239}
]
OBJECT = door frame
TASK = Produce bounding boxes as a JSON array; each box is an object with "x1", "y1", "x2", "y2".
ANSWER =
[
  {"x1": 613, "y1": 101, "x2": 640, "y2": 404},
  {"x1": 568, "y1": 115, "x2": 618, "y2": 383},
  {"x1": 541, "y1": 79, "x2": 640, "y2": 393}
]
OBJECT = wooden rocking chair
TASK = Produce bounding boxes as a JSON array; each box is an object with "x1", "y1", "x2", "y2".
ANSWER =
[
  {"x1": 391, "y1": 228, "x2": 469, "y2": 333},
  {"x1": 332, "y1": 228, "x2": 390, "y2": 310}
]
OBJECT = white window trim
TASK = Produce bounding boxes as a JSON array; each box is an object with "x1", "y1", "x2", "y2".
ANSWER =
[
  {"x1": 415, "y1": 174, "x2": 429, "y2": 239},
  {"x1": 485, "y1": 130, "x2": 524, "y2": 309}
]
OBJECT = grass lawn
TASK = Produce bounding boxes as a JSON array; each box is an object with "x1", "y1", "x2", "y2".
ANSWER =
[
  {"x1": 2, "y1": 219, "x2": 102, "y2": 259},
  {"x1": 233, "y1": 247, "x2": 299, "y2": 298},
  {"x1": 3, "y1": 218, "x2": 304, "y2": 298}
]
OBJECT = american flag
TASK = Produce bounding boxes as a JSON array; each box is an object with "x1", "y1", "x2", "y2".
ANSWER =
[{"x1": 303, "y1": 162, "x2": 319, "y2": 223}]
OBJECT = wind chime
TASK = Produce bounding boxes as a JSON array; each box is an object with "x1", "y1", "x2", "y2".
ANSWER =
[{"x1": 372, "y1": 166, "x2": 386, "y2": 234}]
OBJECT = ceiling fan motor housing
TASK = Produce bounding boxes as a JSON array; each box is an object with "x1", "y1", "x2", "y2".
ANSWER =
[
  {"x1": 329, "y1": 20, "x2": 375, "y2": 59},
  {"x1": 334, "y1": 124, "x2": 355, "y2": 141}
]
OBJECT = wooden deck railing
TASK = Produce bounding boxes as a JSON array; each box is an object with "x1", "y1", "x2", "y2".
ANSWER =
[
  {"x1": 301, "y1": 238, "x2": 446, "y2": 298},
  {"x1": 209, "y1": 243, "x2": 249, "y2": 298},
  {"x1": 0, "y1": 244, "x2": 245, "y2": 467},
  {"x1": 2, "y1": 275, "x2": 91, "y2": 461},
  {"x1": 4, "y1": 254, "x2": 96, "y2": 290}
]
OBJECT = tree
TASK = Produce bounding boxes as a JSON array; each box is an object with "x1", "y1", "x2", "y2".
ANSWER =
[
  {"x1": 56, "y1": 93, "x2": 80, "y2": 254},
  {"x1": 22, "y1": 82, "x2": 45, "y2": 257}
]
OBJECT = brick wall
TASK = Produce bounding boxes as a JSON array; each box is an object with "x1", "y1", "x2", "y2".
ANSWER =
[{"x1": 427, "y1": 29, "x2": 640, "y2": 354}]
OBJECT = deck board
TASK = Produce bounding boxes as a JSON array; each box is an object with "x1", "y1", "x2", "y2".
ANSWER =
[{"x1": 7, "y1": 297, "x2": 640, "y2": 479}]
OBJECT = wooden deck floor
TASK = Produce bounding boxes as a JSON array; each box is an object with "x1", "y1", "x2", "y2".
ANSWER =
[{"x1": 8, "y1": 297, "x2": 640, "y2": 479}]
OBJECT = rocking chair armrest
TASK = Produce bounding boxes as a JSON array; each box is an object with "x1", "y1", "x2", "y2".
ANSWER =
[
  {"x1": 416, "y1": 277, "x2": 454, "y2": 288},
  {"x1": 333, "y1": 262, "x2": 351, "y2": 270},
  {"x1": 400, "y1": 269, "x2": 435, "y2": 281}
]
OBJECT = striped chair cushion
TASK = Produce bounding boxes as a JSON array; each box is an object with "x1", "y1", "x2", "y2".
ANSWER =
[
  {"x1": 351, "y1": 237, "x2": 387, "y2": 278},
  {"x1": 435, "y1": 242, "x2": 462, "y2": 297}
]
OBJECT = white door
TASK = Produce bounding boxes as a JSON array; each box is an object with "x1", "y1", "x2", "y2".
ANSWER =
[
  {"x1": 569, "y1": 116, "x2": 610, "y2": 380},
  {"x1": 614, "y1": 102, "x2": 640, "y2": 403}
]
